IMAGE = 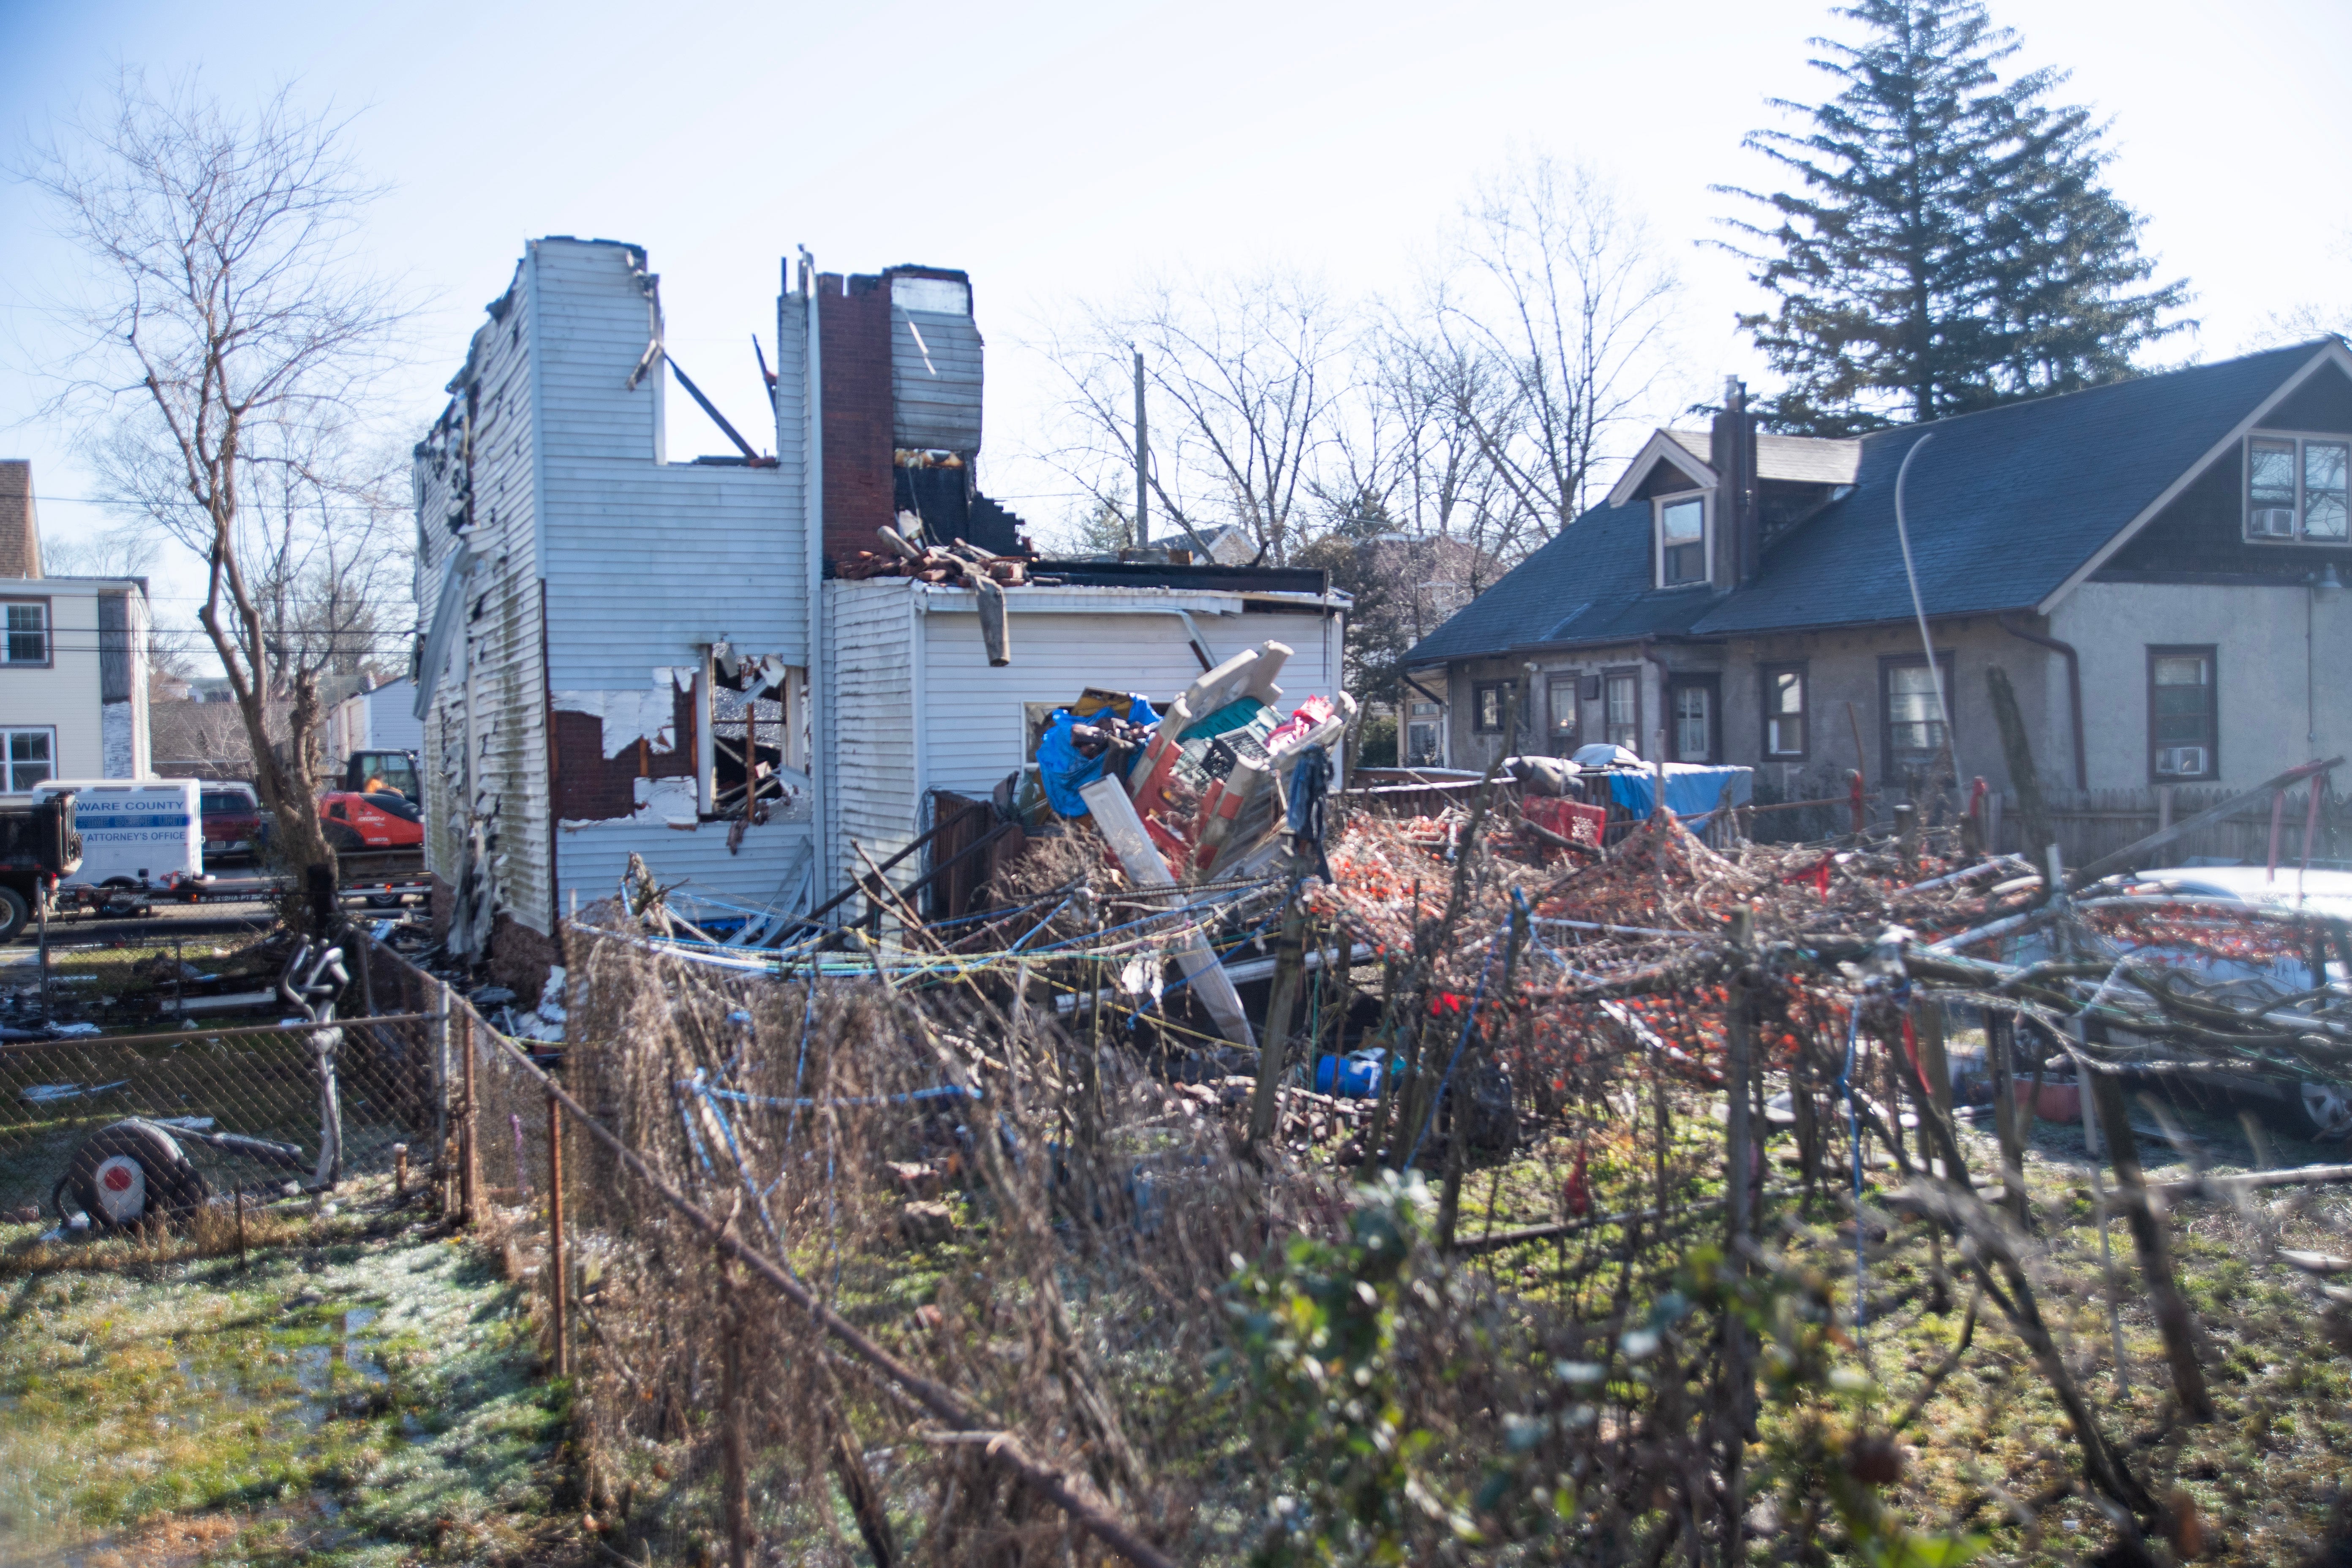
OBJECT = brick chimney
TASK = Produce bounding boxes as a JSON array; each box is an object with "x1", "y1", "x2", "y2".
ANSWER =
[
  {"x1": 1708, "y1": 379, "x2": 1759, "y2": 587},
  {"x1": 0, "y1": 461, "x2": 42, "y2": 580},
  {"x1": 817, "y1": 274, "x2": 896, "y2": 570}
]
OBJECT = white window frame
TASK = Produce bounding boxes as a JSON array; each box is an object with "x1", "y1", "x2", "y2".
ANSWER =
[
  {"x1": 1403, "y1": 696, "x2": 1444, "y2": 768},
  {"x1": 1671, "y1": 682, "x2": 1713, "y2": 763},
  {"x1": 1544, "y1": 669, "x2": 1581, "y2": 747},
  {"x1": 1653, "y1": 490, "x2": 1711, "y2": 588},
  {"x1": 2244, "y1": 431, "x2": 2352, "y2": 546},
  {"x1": 3, "y1": 726, "x2": 56, "y2": 792},
  {"x1": 1, "y1": 599, "x2": 51, "y2": 667},
  {"x1": 1604, "y1": 670, "x2": 1642, "y2": 755},
  {"x1": 1761, "y1": 663, "x2": 1808, "y2": 759},
  {"x1": 2148, "y1": 645, "x2": 2219, "y2": 783}
]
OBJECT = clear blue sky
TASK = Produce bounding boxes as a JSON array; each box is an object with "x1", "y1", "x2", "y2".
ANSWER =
[{"x1": 5, "y1": 0, "x2": 2349, "y2": 648}]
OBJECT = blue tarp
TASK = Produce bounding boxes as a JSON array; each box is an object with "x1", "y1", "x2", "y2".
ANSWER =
[
  {"x1": 1036, "y1": 697, "x2": 1160, "y2": 817},
  {"x1": 1604, "y1": 764, "x2": 1753, "y2": 822},
  {"x1": 1313, "y1": 1050, "x2": 1393, "y2": 1098}
]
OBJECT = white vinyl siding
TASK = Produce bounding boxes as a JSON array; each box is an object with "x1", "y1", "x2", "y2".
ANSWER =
[
  {"x1": 0, "y1": 584, "x2": 137, "y2": 783},
  {"x1": 825, "y1": 582, "x2": 921, "y2": 897},
  {"x1": 415, "y1": 239, "x2": 814, "y2": 941}
]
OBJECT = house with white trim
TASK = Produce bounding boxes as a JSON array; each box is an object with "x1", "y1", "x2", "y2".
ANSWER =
[
  {"x1": 0, "y1": 461, "x2": 153, "y2": 792},
  {"x1": 1402, "y1": 342, "x2": 2352, "y2": 822}
]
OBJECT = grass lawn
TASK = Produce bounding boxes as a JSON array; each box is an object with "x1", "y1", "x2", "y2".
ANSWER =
[{"x1": 0, "y1": 1193, "x2": 576, "y2": 1567}]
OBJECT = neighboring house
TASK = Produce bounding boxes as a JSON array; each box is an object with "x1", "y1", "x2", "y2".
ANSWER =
[
  {"x1": 412, "y1": 239, "x2": 1345, "y2": 991},
  {"x1": 324, "y1": 677, "x2": 424, "y2": 768},
  {"x1": 0, "y1": 461, "x2": 152, "y2": 790},
  {"x1": 1403, "y1": 342, "x2": 2352, "y2": 816}
]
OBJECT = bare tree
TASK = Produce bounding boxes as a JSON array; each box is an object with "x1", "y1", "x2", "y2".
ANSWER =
[
  {"x1": 36, "y1": 524, "x2": 158, "y2": 580},
  {"x1": 1430, "y1": 155, "x2": 1680, "y2": 542},
  {"x1": 30, "y1": 74, "x2": 406, "y2": 933},
  {"x1": 1029, "y1": 157, "x2": 1679, "y2": 634},
  {"x1": 38, "y1": 525, "x2": 199, "y2": 686},
  {"x1": 1357, "y1": 318, "x2": 1531, "y2": 586},
  {"x1": 1037, "y1": 270, "x2": 1356, "y2": 563}
]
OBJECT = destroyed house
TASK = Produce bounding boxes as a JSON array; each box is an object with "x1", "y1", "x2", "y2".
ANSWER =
[
  {"x1": 413, "y1": 239, "x2": 1346, "y2": 988},
  {"x1": 1403, "y1": 341, "x2": 2352, "y2": 814}
]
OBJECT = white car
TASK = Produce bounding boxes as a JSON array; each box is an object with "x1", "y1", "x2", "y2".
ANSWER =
[{"x1": 2017, "y1": 866, "x2": 2352, "y2": 1140}]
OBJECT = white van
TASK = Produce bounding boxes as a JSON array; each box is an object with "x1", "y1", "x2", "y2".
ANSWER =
[{"x1": 30, "y1": 779, "x2": 204, "y2": 896}]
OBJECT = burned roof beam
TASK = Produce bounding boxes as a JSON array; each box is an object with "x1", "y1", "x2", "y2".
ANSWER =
[{"x1": 665, "y1": 353, "x2": 767, "y2": 465}]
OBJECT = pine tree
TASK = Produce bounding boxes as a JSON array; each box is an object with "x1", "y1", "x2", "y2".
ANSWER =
[{"x1": 1721, "y1": 0, "x2": 2190, "y2": 435}]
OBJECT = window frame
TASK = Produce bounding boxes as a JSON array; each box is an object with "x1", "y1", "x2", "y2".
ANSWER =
[
  {"x1": 1665, "y1": 673, "x2": 1720, "y2": 765},
  {"x1": 1602, "y1": 667, "x2": 1643, "y2": 757},
  {"x1": 1544, "y1": 669, "x2": 1581, "y2": 750},
  {"x1": 1759, "y1": 661, "x2": 1809, "y2": 760},
  {"x1": 1, "y1": 727, "x2": 54, "y2": 793},
  {"x1": 2244, "y1": 431, "x2": 2352, "y2": 547},
  {"x1": 1653, "y1": 490, "x2": 1712, "y2": 589},
  {"x1": 1878, "y1": 651, "x2": 1957, "y2": 784},
  {"x1": 1471, "y1": 679, "x2": 1518, "y2": 736},
  {"x1": 2146, "y1": 644, "x2": 2219, "y2": 783},
  {"x1": 0, "y1": 598, "x2": 53, "y2": 669}
]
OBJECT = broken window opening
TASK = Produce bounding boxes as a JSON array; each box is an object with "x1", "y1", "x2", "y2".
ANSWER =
[{"x1": 705, "y1": 661, "x2": 791, "y2": 820}]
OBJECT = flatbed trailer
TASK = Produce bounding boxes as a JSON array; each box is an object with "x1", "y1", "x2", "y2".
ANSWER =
[{"x1": 45, "y1": 848, "x2": 429, "y2": 921}]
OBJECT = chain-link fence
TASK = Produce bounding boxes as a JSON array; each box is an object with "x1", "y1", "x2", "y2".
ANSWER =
[{"x1": 0, "y1": 1011, "x2": 445, "y2": 1225}]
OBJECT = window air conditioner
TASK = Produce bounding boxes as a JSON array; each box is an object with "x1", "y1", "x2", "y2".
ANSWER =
[
  {"x1": 2250, "y1": 507, "x2": 2297, "y2": 538},
  {"x1": 2156, "y1": 746, "x2": 2207, "y2": 777}
]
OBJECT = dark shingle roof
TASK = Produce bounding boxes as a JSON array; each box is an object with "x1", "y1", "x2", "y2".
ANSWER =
[
  {"x1": 1407, "y1": 341, "x2": 2328, "y2": 665},
  {"x1": 1402, "y1": 497, "x2": 1717, "y2": 665}
]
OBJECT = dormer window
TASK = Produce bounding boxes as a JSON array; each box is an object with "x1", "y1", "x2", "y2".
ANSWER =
[
  {"x1": 2246, "y1": 434, "x2": 2349, "y2": 543},
  {"x1": 1657, "y1": 494, "x2": 1708, "y2": 586}
]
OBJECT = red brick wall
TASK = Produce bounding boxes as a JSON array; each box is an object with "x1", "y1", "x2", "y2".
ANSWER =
[
  {"x1": 818, "y1": 274, "x2": 896, "y2": 569},
  {"x1": 550, "y1": 685, "x2": 698, "y2": 822},
  {"x1": 0, "y1": 461, "x2": 39, "y2": 578}
]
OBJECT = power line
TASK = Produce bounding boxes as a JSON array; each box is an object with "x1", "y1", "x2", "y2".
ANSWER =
[{"x1": 29, "y1": 493, "x2": 411, "y2": 514}]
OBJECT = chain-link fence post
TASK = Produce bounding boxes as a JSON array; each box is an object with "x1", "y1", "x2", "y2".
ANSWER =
[
  {"x1": 547, "y1": 1083, "x2": 569, "y2": 1377},
  {"x1": 433, "y1": 977, "x2": 452, "y2": 1218},
  {"x1": 721, "y1": 1247, "x2": 752, "y2": 1568},
  {"x1": 460, "y1": 1003, "x2": 479, "y2": 1227}
]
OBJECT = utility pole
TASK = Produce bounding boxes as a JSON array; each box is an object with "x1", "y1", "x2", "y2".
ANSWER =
[{"x1": 1133, "y1": 346, "x2": 1149, "y2": 547}]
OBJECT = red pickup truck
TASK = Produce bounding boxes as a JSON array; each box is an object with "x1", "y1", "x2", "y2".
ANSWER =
[{"x1": 199, "y1": 784, "x2": 268, "y2": 860}]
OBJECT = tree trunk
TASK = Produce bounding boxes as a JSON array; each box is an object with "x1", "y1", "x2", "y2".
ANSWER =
[
  {"x1": 2088, "y1": 1070, "x2": 2215, "y2": 1421},
  {"x1": 206, "y1": 593, "x2": 338, "y2": 940},
  {"x1": 1986, "y1": 666, "x2": 2053, "y2": 884}
]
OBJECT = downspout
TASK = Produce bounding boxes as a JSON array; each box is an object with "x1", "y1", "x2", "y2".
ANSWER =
[
  {"x1": 1640, "y1": 638, "x2": 1673, "y2": 759},
  {"x1": 1999, "y1": 615, "x2": 2086, "y2": 789},
  {"x1": 799, "y1": 248, "x2": 832, "y2": 913}
]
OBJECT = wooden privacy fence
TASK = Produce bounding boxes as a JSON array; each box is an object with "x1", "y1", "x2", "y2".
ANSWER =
[{"x1": 2011, "y1": 784, "x2": 2348, "y2": 872}]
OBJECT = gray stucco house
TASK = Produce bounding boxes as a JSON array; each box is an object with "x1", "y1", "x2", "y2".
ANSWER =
[{"x1": 1402, "y1": 340, "x2": 2352, "y2": 814}]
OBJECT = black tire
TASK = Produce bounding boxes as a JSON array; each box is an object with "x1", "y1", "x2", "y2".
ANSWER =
[
  {"x1": 2277, "y1": 1078, "x2": 2352, "y2": 1142},
  {"x1": 365, "y1": 891, "x2": 403, "y2": 909},
  {"x1": 52, "y1": 1119, "x2": 211, "y2": 1229},
  {"x1": 0, "y1": 885, "x2": 25, "y2": 942}
]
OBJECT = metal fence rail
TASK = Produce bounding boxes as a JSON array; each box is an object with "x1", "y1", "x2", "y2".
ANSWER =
[{"x1": 0, "y1": 1012, "x2": 444, "y2": 1221}]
